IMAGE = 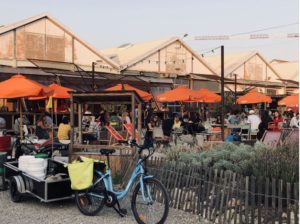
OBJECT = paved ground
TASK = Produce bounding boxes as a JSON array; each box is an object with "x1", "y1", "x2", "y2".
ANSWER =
[{"x1": 0, "y1": 190, "x2": 200, "y2": 224}]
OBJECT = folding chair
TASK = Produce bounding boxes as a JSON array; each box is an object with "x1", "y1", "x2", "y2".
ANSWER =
[
  {"x1": 105, "y1": 125, "x2": 125, "y2": 145},
  {"x1": 261, "y1": 130, "x2": 281, "y2": 148},
  {"x1": 240, "y1": 124, "x2": 250, "y2": 141},
  {"x1": 123, "y1": 123, "x2": 140, "y2": 141}
]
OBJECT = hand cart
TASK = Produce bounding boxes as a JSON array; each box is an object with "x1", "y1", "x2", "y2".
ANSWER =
[{"x1": 4, "y1": 158, "x2": 73, "y2": 202}]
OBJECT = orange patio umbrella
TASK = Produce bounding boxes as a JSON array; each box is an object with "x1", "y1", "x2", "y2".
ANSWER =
[
  {"x1": 30, "y1": 83, "x2": 74, "y2": 100},
  {"x1": 106, "y1": 83, "x2": 152, "y2": 101},
  {"x1": 0, "y1": 74, "x2": 52, "y2": 99},
  {"x1": 0, "y1": 74, "x2": 53, "y2": 138},
  {"x1": 278, "y1": 93, "x2": 299, "y2": 107},
  {"x1": 192, "y1": 88, "x2": 221, "y2": 103},
  {"x1": 237, "y1": 89, "x2": 272, "y2": 104},
  {"x1": 156, "y1": 86, "x2": 196, "y2": 102}
]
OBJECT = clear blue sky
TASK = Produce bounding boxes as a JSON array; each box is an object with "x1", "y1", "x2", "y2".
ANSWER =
[{"x1": 1, "y1": 0, "x2": 299, "y2": 60}]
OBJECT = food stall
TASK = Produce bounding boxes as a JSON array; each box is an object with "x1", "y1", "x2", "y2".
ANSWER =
[{"x1": 69, "y1": 90, "x2": 143, "y2": 180}]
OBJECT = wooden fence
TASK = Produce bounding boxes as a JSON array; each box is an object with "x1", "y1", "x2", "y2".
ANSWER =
[{"x1": 147, "y1": 157, "x2": 299, "y2": 224}]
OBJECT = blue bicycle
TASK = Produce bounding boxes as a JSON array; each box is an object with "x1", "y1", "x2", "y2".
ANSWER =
[{"x1": 74, "y1": 140, "x2": 169, "y2": 224}]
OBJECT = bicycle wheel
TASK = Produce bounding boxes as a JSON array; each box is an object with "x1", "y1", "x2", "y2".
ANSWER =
[
  {"x1": 75, "y1": 178, "x2": 105, "y2": 216},
  {"x1": 131, "y1": 178, "x2": 169, "y2": 224}
]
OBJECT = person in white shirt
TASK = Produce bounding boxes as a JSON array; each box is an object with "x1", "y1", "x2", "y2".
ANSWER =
[
  {"x1": 247, "y1": 110, "x2": 261, "y2": 131},
  {"x1": 290, "y1": 113, "x2": 299, "y2": 128}
]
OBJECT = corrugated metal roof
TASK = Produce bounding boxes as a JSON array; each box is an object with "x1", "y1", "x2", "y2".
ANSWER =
[
  {"x1": 100, "y1": 37, "x2": 216, "y2": 75},
  {"x1": 204, "y1": 51, "x2": 282, "y2": 80},
  {"x1": 270, "y1": 61, "x2": 299, "y2": 83},
  {"x1": 0, "y1": 13, "x2": 119, "y2": 70}
]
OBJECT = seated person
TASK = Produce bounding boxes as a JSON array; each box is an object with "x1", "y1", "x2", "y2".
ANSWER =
[
  {"x1": 0, "y1": 116, "x2": 6, "y2": 129},
  {"x1": 44, "y1": 111, "x2": 54, "y2": 128},
  {"x1": 36, "y1": 115, "x2": 51, "y2": 139},
  {"x1": 172, "y1": 115, "x2": 182, "y2": 130},
  {"x1": 58, "y1": 116, "x2": 71, "y2": 141},
  {"x1": 14, "y1": 115, "x2": 30, "y2": 135}
]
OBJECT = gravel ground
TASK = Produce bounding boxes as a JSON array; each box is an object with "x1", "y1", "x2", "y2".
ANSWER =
[{"x1": 0, "y1": 190, "x2": 200, "y2": 224}]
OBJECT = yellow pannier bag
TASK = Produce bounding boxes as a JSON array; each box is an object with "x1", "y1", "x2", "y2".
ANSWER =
[{"x1": 67, "y1": 156, "x2": 94, "y2": 190}]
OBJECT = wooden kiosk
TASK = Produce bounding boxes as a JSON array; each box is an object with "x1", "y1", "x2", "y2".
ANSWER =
[{"x1": 69, "y1": 90, "x2": 143, "y2": 178}]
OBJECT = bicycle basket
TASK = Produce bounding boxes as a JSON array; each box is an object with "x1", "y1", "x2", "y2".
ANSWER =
[{"x1": 67, "y1": 157, "x2": 94, "y2": 190}]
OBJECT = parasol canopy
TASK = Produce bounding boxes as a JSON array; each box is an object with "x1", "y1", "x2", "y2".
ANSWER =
[
  {"x1": 0, "y1": 74, "x2": 53, "y2": 99},
  {"x1": 237, "y1": 89, "x2": 272, "y2": 104},
  {"x1": 29, "y1": 83, "x2": 73, "y2": 100},
  {"x1": 105, "y1": 83, "x2": 152, "y2": 101},
  {"x1": 278, "y1": 93, "x2": 299, "y2": 107},
  {"x1": 156, "y1": 86, "x2": 196, "y2": 102},
  {"x1": 192, "y1": 88, "x2": 221, "y2": 103}
]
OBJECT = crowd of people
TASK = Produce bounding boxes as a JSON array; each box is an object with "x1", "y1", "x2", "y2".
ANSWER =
[{"x1": 0, "y1": 104, "x2": 298, "y2": 146}]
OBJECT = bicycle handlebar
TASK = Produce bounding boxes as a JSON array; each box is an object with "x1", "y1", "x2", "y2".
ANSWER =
[{"x1": 128, "y1": 139, "x2": 155, "y2": 162}]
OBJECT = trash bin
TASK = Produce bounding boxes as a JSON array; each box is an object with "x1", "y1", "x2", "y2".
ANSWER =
[{"x1": 0, "y1": 152, "x2": 7, "y2": 190}]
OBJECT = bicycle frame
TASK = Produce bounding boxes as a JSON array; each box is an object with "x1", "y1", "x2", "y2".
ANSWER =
[{"x1": 88, "y1": 158, "x2": 153, "y2": 202}]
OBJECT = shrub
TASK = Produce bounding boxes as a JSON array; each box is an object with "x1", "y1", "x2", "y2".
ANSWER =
[{"x1": 170, "y1": 141, "x2": 299, "y2": 183}]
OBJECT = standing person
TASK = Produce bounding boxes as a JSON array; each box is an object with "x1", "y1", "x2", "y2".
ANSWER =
[
  {"x1": 57, "y1": 116, "x2": 71, "y2": 141},
  {"x1": 273, "y1": 110, "x2": 283, "y2": 130},
  {"x1": 247, "y1": 110, "x2": 261, "y2": 132},
  {"x1": 143, "y1": 115, "x2": 158, "y2": 148},
  {"x1": 290, "y1": 113, "x2": 299, "y2": 128},
  {"x1": 257, "y1": 110, "x2": 273, "y2": 140},
  {"x1": 144, "y1": 104, "x2": 153, "y2": 128},
  {"x1": 82, "y1": 107, "x2": 92, "y2": 127},
  {"x1": 36, "y1": 115, "x2": 50, "y2": 139},
  {"x1": 122, "y1": 111, "x2": 131, "y2": 124}
]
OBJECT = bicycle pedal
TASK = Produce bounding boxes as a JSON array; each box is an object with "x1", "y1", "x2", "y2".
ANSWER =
[{"x1": 120, "y1": 208, "x2": 127, "y2": 215}]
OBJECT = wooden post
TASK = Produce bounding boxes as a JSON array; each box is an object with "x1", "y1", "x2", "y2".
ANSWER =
[
  {"x1": 78, "y1": 103, "x2": 82, "y2": 144},
  {"x1": 69, "y1": 94, "x2": 74, "y2": 161},
  {"x1": 131, "y1": 93, "x2": 136, "y2": 140},
  {"x1": 138, "y1": 103, "x2": 142, "y2": 144},
  {"x1": 221, "y1": 45, "x2": 225, "y2": 141}
]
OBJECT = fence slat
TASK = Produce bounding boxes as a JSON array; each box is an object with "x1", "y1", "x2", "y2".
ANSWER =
[
  {"x1": 278, "y1": 179, "x2": 283, "y2": 224},
  {"x1": 205, "y1": 168, "x2": 213, "y2": 219},
  {"x1": 257, "y1": 176, "x2": 263, "y2": 224},
  {"x1": 245, "y1": 176, "x2": 249, "y2": 224},
  {"x1": 222, "y1": 171, "x2": 232, "y2": 224},
  {"x1": 250, "y1": 176, "x2": 256, "y2": 224},
  {"x1": 271, "y1": 178, "x2": 276, "y2": 224},
  {"x1": 212, "y1": 169, "x2": 224, "y2": 222},
  {"x1": 233, "y1": 174, "x2": 241, "y2": 224},
  {"x1": 219, "y1": 171, "x2": 229, "y2": 224},
  {"x1": 264, "y1": 178, "x2": 270, "y2": 224},
  {"x1": 294, "y1": 183, "x2": 299, "y2": 224},
  {"x1": 227, "y1": 172, "x2": 236, "y2": 224},
  {"x1": 286, "y1": 182, "x2": 291, "y2": 224},
  {"x1": 209, "y1": 169, "x2": 218, "y2": 221}
]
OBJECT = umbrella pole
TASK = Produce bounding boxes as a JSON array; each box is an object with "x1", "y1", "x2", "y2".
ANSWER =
[
  {"x1": 51, "y1": 98, "x2": 54, "y2": 157},
  {"x1": 19, "y1": 99, "x2": 23, "y2": 140}
]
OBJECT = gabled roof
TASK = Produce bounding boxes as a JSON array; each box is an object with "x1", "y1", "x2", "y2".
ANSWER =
[
  {"x1": 270, "y1": 60, "x2": 299, "y2": 83},
  {"x1": 100, "y1": 37, "x2": 216, "y2": 74},
  {"x1": 204, "y1": 51, "x2": 282, "y2": 79},
  {"x1": 0, "y1": 12, "x2": 119, "y2": 69}
]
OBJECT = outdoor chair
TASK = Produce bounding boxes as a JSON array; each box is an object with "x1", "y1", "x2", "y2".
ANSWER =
[
  {"x1": 105, "y1": 125, "x2": 125, "y2": 145},
  {"x1": 261, "y1": 130, "x2": 281, "y2": 148},
  {"x1": 123, "y1": 123, "x2": 140, "y2": 141},
  {"x1": 240, "y1": 124, "x2": 250, "y2": 141}
]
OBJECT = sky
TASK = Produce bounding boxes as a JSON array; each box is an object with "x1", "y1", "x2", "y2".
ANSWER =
[{"x1": 0, "y1": 0, "x2": 299, "y2": 61}]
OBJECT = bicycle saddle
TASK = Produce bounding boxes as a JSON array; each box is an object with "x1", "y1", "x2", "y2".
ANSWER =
[{"x1": 100, "y1": 149, "x2": 116, "y2": 155}]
